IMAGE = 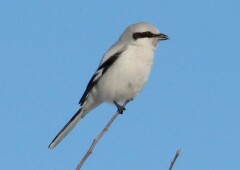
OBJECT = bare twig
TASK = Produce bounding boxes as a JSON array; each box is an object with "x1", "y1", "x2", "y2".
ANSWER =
[
  {"x1": 169, "y1": 149, "x2": 181, "y2": 170},
  {"x1": 76, "y1": 101, "x2": 129, "y2": 170}
]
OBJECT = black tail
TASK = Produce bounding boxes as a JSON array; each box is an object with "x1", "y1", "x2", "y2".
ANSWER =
[{"x1": 48, "y1": 108, "x2": 83, "y2": 149}]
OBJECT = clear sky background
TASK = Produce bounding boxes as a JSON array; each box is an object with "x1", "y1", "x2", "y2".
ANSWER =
[{"x1": 1, "y1": 1, "x2": 239, "y2": 170}]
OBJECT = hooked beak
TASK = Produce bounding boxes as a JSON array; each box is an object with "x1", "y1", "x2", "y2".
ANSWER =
[{"x1": 157, "y1": 33, "x2": 169, "y2": 40}]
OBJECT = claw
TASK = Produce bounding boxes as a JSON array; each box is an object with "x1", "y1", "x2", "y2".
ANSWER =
[{"x1": 114, "y1": 101, "x2": 126, "y2": 114}]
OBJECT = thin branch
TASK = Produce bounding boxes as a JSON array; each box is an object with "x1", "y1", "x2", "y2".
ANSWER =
[
  {"x1": 168, "y1": 149, "x2": 181, "y2": 170},
  {"x1": 76, "y1": 101, "x2": 129, "y2": 170}
]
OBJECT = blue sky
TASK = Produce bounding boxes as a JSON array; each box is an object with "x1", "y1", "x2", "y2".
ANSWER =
[{"x1": 1, "y1": 0, "x2": 239, "y2": 169}]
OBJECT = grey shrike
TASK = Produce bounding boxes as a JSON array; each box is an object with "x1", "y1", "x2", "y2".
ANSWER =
[{"x1": 48, "y1": 22, "x2": 169, "y2": 149}]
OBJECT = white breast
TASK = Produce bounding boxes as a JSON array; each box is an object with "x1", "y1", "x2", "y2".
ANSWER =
[{"x1": 96, "y1": 44, "x2": 155, "y2": 102}]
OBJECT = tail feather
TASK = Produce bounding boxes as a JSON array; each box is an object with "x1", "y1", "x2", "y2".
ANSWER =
[{"x1": 48, "y1": 108, "x2": 85, "y2": 149}]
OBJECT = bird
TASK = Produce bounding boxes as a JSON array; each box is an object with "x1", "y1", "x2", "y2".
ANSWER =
[{"x1": 48, "y1": 22, "x2": 169, "y2": 149}]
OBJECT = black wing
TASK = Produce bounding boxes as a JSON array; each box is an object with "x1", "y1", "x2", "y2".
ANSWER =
[{"x1": 79, "y1": 51, "x2": 123, "y2": 105}]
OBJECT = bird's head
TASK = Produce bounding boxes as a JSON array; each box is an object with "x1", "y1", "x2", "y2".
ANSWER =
[{"x1": 119, "y1": 22, "x2": 169, "y2": 48}]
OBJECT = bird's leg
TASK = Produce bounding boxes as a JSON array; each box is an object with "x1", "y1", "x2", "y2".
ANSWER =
[
  {"x1": 126, "y1": 98, "x2": 133, "y2": 102},
  {"x1": 113, "y1": 101, "x2": 126, "y2": 114}
]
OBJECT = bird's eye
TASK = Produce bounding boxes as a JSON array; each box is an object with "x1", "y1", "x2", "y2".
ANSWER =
[
  {"x1": 132, "y1": 31, "x2": 153, "y2": 40},
  {"x1": 145, "y1": 31, "x2": 154, "y2": 37}
]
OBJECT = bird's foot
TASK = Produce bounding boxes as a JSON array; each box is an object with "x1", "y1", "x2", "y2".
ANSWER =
[{"x1": 114, "y1": 101, "x2": 126, "y2": 114}]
